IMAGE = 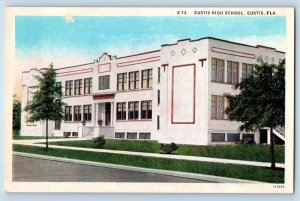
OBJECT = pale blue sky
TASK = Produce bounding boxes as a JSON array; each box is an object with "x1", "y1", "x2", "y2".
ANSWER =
[
  {"x1": 14, "y1": 16, "x2": 286, "y2": 96},
  {"x1": 16, "y1": 16, "x2": 286, "y2": 59}
]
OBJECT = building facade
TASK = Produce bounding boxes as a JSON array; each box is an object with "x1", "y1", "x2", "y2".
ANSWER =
[{"x1": 21, "y1": 37, "x2": 285, "y2": 145}]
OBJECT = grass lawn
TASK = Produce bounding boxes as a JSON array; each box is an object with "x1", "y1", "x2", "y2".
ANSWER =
[
  {"x1": 49, "y1": 139, "x2": 285, "y2": 163},
  {"x1": 13, "y1": 144, "x2": 284, "y2": 183}
]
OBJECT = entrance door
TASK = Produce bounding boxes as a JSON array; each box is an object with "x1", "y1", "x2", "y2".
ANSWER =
[{"x1": 105, "y1": 102, "x2": 111, "y2": 126}]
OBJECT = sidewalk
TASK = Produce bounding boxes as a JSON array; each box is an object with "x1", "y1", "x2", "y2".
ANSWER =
[{"x1": 13, "y1": 138, "x2": 285, "y2": 168}]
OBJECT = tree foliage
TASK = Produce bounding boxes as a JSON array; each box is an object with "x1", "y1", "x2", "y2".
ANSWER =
[
  {"x1": 225, "y1": 59, "x2": 285, "y2": 131},
  {"x1": 225, "y1": 59, "x2": 285, "y2": 169},
  {"x1": 24, "y1": 63, "x2": 64, "y2": 150},
  {"x1": 13, "y1": 94, "x2": 21, "y2": 131}
]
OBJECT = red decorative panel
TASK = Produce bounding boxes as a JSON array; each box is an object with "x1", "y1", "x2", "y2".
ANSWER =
[
  {"x1": 171, "y1": 64, "x2": 196, "y2": 124},
  {"x1": 93, "y1": 94, "x2": 115, "y2": 100},
  {"x1": 117, "y1": 56, "x2": 160, "y2": 67},
  {"x1": 98, "y1": 63, "x2": 111, "y2": 73},
  {"x1": 211, "y1": 47, "x2": 255, "y2": 59}
]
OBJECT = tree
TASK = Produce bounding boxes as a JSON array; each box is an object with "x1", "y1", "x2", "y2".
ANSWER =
[
  {"x1": 24, "y1": 63, "x2": 64, "y2": 151},
  {"x1": 225, "y1": 59, "x2": 285, "y2": 170},
  {"x1": 13, "y1": 94, "x2": 21, "y2": 132}
]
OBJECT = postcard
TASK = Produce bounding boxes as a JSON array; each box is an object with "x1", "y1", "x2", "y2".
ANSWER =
[{"x1": 5, "y1": 7, "x2": 294, "y2": 193}]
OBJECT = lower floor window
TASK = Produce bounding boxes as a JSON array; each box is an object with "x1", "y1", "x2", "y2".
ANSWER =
[
  {"x1": 141, "y1": 100, "x2": 152, "y2": 119},
  {"x1": 115, "y1": 132, "x2": 125, "y2": 139},
  {"x1": 83, "y1": 104, "x2": 92, "y2": 121},
  {"x1": 139, "y1": 133, "x2": 151, "y2": 139},
  {"x1": 211, "y1": 133, "x2": 225, "y2": 142},
  {"x1": 72, "y1": 132, "x2": 78, "y2": 137},
  {"x1": 127, "y1": 132, "x2": 137, "y2": 139},
  {"x1": 227, "y1": 133, "x2": 240, "y2": 142},
  {"x1": 63, "y1": 132, "x2": 71, "y2": 137}
]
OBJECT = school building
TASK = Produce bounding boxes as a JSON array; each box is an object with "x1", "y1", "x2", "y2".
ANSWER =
[{"x1": 21, "y1": 37, "x2": 285, "y2": 145}]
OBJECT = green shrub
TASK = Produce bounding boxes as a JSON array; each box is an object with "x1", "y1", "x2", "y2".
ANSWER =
[
  {"x1": 160, "y1": 142, "x2": 178, "y2": 154},
  {"x1": 94, "y1": 135, "x2": 106, "y2": 149},
  {"x1": 235, "y1": 137, "x2": 256, "y2": 145}
]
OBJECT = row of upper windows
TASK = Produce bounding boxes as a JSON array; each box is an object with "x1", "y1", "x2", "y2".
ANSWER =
[
  {"x1": 58, "y1": 68, "x2": 156, "y2": 97},
  {"x1": 58, "y1": 78, "x2": 92, "y2": 97},
  {"x1": 98, "y1": 69, "x2": 153, "y2": 91},
  {"x1": 211, "y1": 58, "x2": 254, "y2": 84}
]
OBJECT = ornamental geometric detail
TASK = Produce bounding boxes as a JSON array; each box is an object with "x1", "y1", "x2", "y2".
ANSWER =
[
  {"x1": 181, "y1": 48, "x2": 186, "y2": 55},
  {"x1": 192, "y1": 47, "x2": 197, "y2": 53},
  {"x1": 171, "y1": 51, "x2": 175, "y2": 56}
]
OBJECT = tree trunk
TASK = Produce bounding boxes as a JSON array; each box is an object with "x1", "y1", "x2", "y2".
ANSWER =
[
  {"x1": 270, "y1": 127, "x2": 276, "y2": 170},
  {"x1": 46, "y1": 119, "x2": 49, "y2": 151}
]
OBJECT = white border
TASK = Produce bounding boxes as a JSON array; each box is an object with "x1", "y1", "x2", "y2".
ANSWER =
[{"x1": 4, "y1": 7, "x2": 295, "y2": 193}]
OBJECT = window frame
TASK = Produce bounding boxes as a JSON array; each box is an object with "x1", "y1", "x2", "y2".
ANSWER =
[
  {"x1": 74, "y1": 79, "x2": 83, "y2": 95},
  {"x1": 84, "y1": 78, "x2": 92, "y2": 94},
  {"x1": 141, "y1": 100, "x2": 152, "y2": 120},
  {"x1": 64, "y1": 106, "x2": 72, "y2": 121},
  {"x1": 65, "y1": 80, "x2": 73, "y2": 96},
  {"x1": 128, "y1": 101, "x2": 139, "y2": 120},
  {"x1": 211, "y1": 95, "x2": 225, "y2": 119},
  {"x1": 129, "y1": 71, "x2": 140, "y2": 90},
  {"x1": 117, "y1": 73, "x2": 127, "y2": 91},
  {"x1": 98, "y1": 75, "x2": 110, "y2": 90},
  {"x1": 211, "y1": 58, "x2": 225, "y2": 83},
  {"x1": 83, "y1": 104, "x2": 92, "y2": 121},
  {"x1": 73, "y1": 105, "x2": 82, "y2": 122},
  {"x1": 116, "y1": 102, "x2": 127, "y2": 120},
  {"x1": 141, "y1": 69, "x2": 153, "y2": 88},
  {"x1": 227, "y1": 61, "x2": 239, "y2": 84}
]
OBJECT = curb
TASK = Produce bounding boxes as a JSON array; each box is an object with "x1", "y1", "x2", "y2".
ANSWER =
[{"x1": 14, "y1": 152, "x2": 265, "y2": 184}]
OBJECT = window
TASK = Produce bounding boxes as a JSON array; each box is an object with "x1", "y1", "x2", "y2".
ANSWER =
[
  {"x1": 227, "y1": 133, "x2": 240, "y2": 142},
  {"x1": 115, "y1": 132, "x2": 125, "y2": 139},
  {"x1": 63, "y1": 132, "x2": 71, "y2": 137},
  {"x1": 64, "y1": 106, "x2": 72, "y2": 121},
  {"x1": 116, "y1": 102, "x2": 126, "y2": 120},
  {"x1": 74, "y1": 79, "x2": 82, "y2": 95},
  {"x1": 65, "y1": 80, "x2": 73, "y2": 96},
  {"x1": 117, "y1": 73, "x2": 127, "y2": 91},
  {"x1": 211, "y1": 95, "x2": 224, "y2": 119},
  {"x1": 157, "y1": 90, "x2": 160, "y2": 105},
  {"x1": 242, "y1": 63, "x2": 254, "y2": 79},
  {"x1": 158, "y1": 67, "x2": 161, "y2": 83},
  {"x1": 211, "y1": 133, "x2": 225, "y2": 142},
  {"x1": 83, "y1": 105, "x2": 92, "y2": 121},
  {"x1": 99, "y1": 75, "x2": 110, "y2": 90},
  {"x1": 142, "y1": 69, "x2": 153, "y2": 88},
  {"x1": 127, "y1": 132, "x2": 137, "y2": 139},
  {"x1": 128, "y1": 101, "x2": 139, "y2": 120},
  {"x1": 84, "y1": 78, "x2": 92, "y2": 94},
  {"x1": 73, "y1": 105, "x2": 82, "y2": 122},
  {"x1": 72, "y1": 132, "x2": 78, "y2": 137},
  {"x1": 157, "y1": 115, "x2": 160, "y2": 130},
  {"x1": 227, "y1": 61, "x2": 239, "y2": 84},
  {"x1": 129, "y1": 71, "x2": 139, "y2": 90},
  {"x1": 141, "y1": 100, "x2": 152, "y2": 119},
  {"x1": 211, "y1": 58, "x2": 225, "y2": 82},
  {"x1": 56, "y1": 82, "x2": 62, "y2": 94},
  {"x1": 139, "y1": 133, "x2": 151, "y2": 139},
  {"x1": 54, "y1": 120, "x2": 61, "y2": 130}
]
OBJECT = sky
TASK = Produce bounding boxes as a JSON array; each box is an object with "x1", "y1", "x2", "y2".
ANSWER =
[{"x1": 15, "y1": 16, "x2": 286, "y2": 97}]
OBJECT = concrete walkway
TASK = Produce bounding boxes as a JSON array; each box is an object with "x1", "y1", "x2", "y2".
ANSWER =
[{"x1": 13, "y1": 138, "x2": 285, "y2": 168}]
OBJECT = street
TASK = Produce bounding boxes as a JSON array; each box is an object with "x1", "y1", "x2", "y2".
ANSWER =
[{"x1": 13, "y1": 155, "x2": 212, "y2": 183}]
